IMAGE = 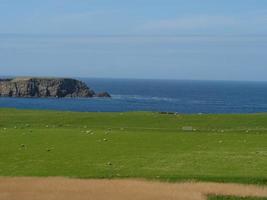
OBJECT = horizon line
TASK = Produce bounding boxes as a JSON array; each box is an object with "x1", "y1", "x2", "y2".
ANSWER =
[
  {"x1": 1, "y1": 75, "x2": 267, "y2": 83},
  {"x1": 1, "y1": 33, "x2": 267, "y2": 38}
]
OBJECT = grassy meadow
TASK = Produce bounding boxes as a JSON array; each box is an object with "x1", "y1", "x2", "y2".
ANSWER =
[
  {"x1": 208, "y1": 196, "x2": 267, "y2": 200},
  {"x1": 0, "y1": 108, "x2": 267, "y2": 184}
]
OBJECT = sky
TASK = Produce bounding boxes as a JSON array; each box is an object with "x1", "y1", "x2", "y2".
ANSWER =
[{"x1": 1, "y1": 0, "x2": 267, "y2": 81}]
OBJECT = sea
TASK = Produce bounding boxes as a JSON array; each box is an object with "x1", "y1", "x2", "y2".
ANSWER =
[{"x1": 1, "y1": 78, "x2": 267, "y2": 114}]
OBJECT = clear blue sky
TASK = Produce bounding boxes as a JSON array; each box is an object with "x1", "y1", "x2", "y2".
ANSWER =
[{"x1": 1, "y1": 0, "x2": 267, "y2": 81}]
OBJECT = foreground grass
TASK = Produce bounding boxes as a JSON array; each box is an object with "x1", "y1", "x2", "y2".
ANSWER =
[
  {"x1": 209, "y1": 196, "x2": 267, "y2": 200},
  {"x1": 0, "y1": 108, "x2": 267, "y2": 184}
]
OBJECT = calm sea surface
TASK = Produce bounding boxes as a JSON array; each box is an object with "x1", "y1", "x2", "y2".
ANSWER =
[{"x1": 1, "y1": 78, "x2": 267, "y2": 114}]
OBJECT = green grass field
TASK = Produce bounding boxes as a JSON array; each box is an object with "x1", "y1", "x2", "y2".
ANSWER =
[
  {"x1": 208, "y1": 196, "x2": 267, "y2": 200},
  {"x1": 0, "y1": 108, "x2": 267, "y2": 184}
]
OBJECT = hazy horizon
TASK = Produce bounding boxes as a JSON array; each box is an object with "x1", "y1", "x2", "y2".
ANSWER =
[
  {"x1": 1, "y1": 0, "x2": 267, "y2": 81},
  {"x1": 2, "y1": 74, "x2": 267, "y2": 83}
]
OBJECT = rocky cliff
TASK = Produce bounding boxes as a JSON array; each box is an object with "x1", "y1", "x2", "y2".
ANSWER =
[{"x1": 0, "y1": 77, "x2": 110, "y2": 98}]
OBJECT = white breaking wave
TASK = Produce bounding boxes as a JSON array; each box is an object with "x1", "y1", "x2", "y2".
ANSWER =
[{"x1": 111, "y1": 94, "x2": 181, "y2": 102}]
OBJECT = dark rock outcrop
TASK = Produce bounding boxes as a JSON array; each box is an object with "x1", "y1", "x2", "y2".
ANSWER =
[
  {"x1": 0, "y1": 77, "x2": 110, "y2": 98},
  {"x1": 95, "y1": 92, "x2": 111, "y2": 98}
]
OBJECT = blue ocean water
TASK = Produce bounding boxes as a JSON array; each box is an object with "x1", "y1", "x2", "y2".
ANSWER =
[{"x1": 1, "y1": 78, "x2": 267, "y2": 114}]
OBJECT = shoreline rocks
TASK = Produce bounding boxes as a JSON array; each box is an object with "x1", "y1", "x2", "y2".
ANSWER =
[
  {"x1": 95, "y1": 92, "x2": 111, "y2": 98},
  {"x1": 0, "y1": 77, "x2": 111, "y2": 98}
]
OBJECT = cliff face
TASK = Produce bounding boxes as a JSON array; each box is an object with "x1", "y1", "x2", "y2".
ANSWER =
[{"x1": 0, "y1": 78, "x2": 102, "y2": 98}]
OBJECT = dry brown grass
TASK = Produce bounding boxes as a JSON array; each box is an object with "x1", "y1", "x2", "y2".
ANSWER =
[{"x1": 0, "y1": 178, "x2": 266, "y2": 200}]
